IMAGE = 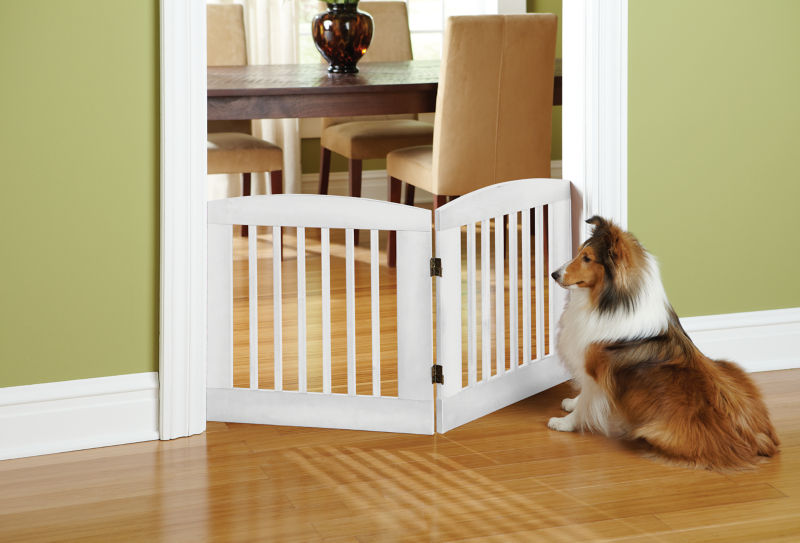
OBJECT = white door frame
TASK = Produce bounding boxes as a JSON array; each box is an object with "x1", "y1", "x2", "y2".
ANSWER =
[{"x1": 157, "y1": 0, "x2": 628, "y2": 439}]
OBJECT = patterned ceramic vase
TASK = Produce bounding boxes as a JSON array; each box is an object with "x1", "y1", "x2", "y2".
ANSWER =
[{"x1": 312, "y1": 2, "x2": 374, "y2": 74}]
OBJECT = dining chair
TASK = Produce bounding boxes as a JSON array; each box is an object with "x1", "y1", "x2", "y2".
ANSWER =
[
  {"x1": 385, "y1": 14, "x2": 558, "y2": 266},
  {"x1": 207, "y1": 4, "x2": 283, "y2": 237},
  {"x1": 317, "y1": 1, "x2": 434, "y2": 244}
]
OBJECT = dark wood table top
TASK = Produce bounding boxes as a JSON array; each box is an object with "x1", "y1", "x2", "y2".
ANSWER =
[{"x1": 208, "y1": 59, "x2": 561, "y2": 120}]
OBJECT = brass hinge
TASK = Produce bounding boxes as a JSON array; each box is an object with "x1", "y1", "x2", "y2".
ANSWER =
[
  {"x1": 430, "y1": 257, "x2": 442, "y2": 277},
  {"x1": 431, "y1": 364, "x2": 444, "y2": 384}
]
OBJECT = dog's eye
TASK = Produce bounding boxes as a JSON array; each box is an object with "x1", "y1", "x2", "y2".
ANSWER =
[{"x1": 582, "y1": 255, "x2": 591, "y2": 263}]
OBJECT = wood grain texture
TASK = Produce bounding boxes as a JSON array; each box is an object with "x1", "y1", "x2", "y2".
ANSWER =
[
  {"x1": 0, "y1": 370, "x2": 796, "y2": 541},
  {"x1": 207, "y1": 60, "x2": 562, "y2": 120}
]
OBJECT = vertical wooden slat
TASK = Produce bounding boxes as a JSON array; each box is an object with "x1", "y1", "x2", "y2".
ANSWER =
[
  {"x1": 248, "y1": 225, "x2": 258, "y2": 389},
  {"x1": 370, "y1": 229, "x2": 381, "y2": 396},
  {"x1": 466, "y1": 222, "x2": 477, "y2": 387},
  {"x1": 346, "y1": 229, "x2": 356, "y2": 396},
  {"x1": 321, "y1": 227, "x2": 332, "y2": 394},
  {"x1": 480, "y1": 219, "x2": 491, "y2": 382},
  {"x1": 508, "y1": 212, "x2": 518, "y2": 370},
  {"x1": 547, "y1": 205, "x2": 555, "y2": 355},
  {"x1": 297, "y1": 227, "x2": 307, "y2": 393},
  {"x1": 494, "y1": 215, "x2": 505, "y2": 375},
  {"x1": 273, "y1": 226, "x2": 282, "y2": 391},
  {"x1": 521, "y1": 210, "x2": 531, "y2": 366},
  {"x1": 435, "y1": 226, "x2": 462, "y2": 398},
  {"x1": 207, "y1": 224, "x2": 233, "y2": 389},
  {"x1": 535, "y1": 206, "x2": 545, "y2": 360}
]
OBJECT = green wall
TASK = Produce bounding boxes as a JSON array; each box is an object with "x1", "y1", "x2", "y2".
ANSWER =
[
  {"x1": 629, "y1": 0, "x2": 800, "y2": 316},
  {"x1": 0, "y1": 1, "x2": 160, "y2": 387}
]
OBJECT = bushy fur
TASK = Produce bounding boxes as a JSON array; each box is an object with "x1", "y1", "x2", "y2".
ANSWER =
[{"x1": 548, "y1": 216, "x2": 779, "y2": 470}]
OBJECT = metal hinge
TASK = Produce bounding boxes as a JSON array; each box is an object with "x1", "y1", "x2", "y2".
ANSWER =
[
  {"x1": 430, "y1": 257, "x2": 442, "y2": 277},
  {"x1": 431, "y1": 364, "x2": 444, "y2": 384}
]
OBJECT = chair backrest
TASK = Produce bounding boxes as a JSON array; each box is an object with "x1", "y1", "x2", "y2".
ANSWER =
[
  {"x1": 207, "y1": 4, "x2": 251, "y2": 134},
  {"x1": 322, "y1": 1, "x2": 416, "y2": 130},
  {"x1": 432, "y1": 14, "x2": 557, "y2": 196}
]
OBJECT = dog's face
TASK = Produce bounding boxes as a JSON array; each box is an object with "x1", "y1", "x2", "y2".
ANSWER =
[{"x1": 550, "y1": 243, "x2": 605, "y2": 290}]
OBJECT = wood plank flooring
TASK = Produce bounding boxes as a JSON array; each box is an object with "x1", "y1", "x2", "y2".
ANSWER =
[{"x1": 1, "y1": 369, "x2": 798, "y2": 542}]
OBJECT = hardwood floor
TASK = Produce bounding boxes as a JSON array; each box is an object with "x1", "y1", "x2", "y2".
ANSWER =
[{"x1": 1, "y1": 369, "x2": 798, "y2": 542}]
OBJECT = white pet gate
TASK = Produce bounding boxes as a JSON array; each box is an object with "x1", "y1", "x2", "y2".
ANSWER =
[{"x1": 207, "y1": 178, "x2": 572, "y2": 435}]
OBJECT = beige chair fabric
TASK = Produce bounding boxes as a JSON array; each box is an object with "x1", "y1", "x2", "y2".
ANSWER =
[
  {"x1": 386, "y1": 14, "x2": 557, "y2": 197},
  {"x1": 206, "y1": 4, "x2": 283, "y2": 194},
  {"x1": 319, "y1": 2, "x2": 433, "y2": 195}
]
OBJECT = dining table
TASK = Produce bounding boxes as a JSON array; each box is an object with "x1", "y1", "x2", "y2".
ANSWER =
[{"x1": 207, "y1": 59, "x2": 562, "y2": 120}]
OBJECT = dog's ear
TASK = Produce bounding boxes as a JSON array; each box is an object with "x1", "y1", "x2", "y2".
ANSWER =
[{"x1": 585, "y1": 216, "x2": 606, "y2": 228}]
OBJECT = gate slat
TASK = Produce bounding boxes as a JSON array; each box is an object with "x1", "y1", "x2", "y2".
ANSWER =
[
  {"x1": 521, "y1": 210, "x2": 531, "y2": 366},
  {"x1": 480, "y1": 219, "x2": 491, "y2": 382},
  {"x1": 535, "y1": 206, "x2": 545, "y2": 360},
  {"x1": 370, "y1": 229, "x2": 380, "y2": 396},
  {"x1": 508, "y1": 212, "x2": 518, "y2": 370},
  {"x1": 208, "y1": 224, "x2": 233, "y2": 389},
  {"x1": 547, "y1": 205, "x2": 555, "y2": 355},
  {"x1": 297, "y1": 227, "x2": 307, "y2": 393},
  {"x1": 321, "y1": 227, "x2": 332, "y2": 394},
  {"x1": 273, "y1": 226, "x2": 282, "y2": 391},
  {"x1": 346, "y1": 229, "x2": 356, "y2": 396},
  {"x1": 467, "y1": 222, "x2": 477, "y2": 386},
  {"x1": 494, "y1": 215, "x2": 505, "y2": 375},
  {"x1": 248, "y1": 226, "x2": 258, "y2": 389}
]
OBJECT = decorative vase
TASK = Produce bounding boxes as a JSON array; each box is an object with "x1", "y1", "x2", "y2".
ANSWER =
[{"x1": 311, "y1": 2, "x2": 374, "y2": 74}]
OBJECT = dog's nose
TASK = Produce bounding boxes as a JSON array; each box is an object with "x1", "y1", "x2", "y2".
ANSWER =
[{"x1": 551, "y1": 270, "x2": 561, "y2": 281}]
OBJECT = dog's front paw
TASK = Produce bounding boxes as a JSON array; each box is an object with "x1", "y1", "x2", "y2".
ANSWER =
[
  {"x1": 547, "y1": 415, "x2": 577, "y2": 432},
  {"x1": 561, "y1": 397, "x2": 578, "y2": 412}
]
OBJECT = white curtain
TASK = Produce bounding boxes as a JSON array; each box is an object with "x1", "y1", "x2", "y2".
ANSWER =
[{"x1": 209, "y1": 0, "x2": 303, "y2": 196}]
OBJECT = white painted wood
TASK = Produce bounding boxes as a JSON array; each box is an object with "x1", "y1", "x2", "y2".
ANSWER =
[
  {"x1": 508, "y1": 212, "x2": 518, "y2": 369},
  {"x1": 273, "y1": 226, "x2": 283, "y2": 391},
  {"x1": 521, "y1": 211, "x2": 531, "y2": 366},
  {"x1": 467, "y1": 222, "x2": 477, "y2": 386},
  {"x1": 547, "y1": 204, "x2": 556, "y2": 355},
  {"x1": 437, "y1": 356, "x2": 571, "y2": 433},
  {"x1": 436, "y1": 179, "x2": 571, "y2": 231},
  {"x1": 534, "y1": 206, "x2": 545, "y2": 361},
  {"x1": 396, "y1": 230, "x2": 435, "y2": 402},
  {"x1": 208, "y1": 194, "x2": 431, "y2": 231},
  {"x1": 1, "y1": 373, "x2": 159, "y2": 460},
  {"x1": 562, "y1": 0, "x2": 628, "y2": 246},
  {"x1": 297, "y1": 227, "x2": 307, "y2": 393},
  {"x1": 494, "y1": 215, "x2": 505, "y2": 376},
  {"x1": 207, "y1": 388, "x2": 433, "y2": 434},
  {"x1": 681, "y1": 308, "x2": 800, "y2": 373},
  {"x1": 248, "y1": 228, "x2": 258, "y2": 389},
  {"x1": 346, "y1": 229, "x2": 356, "y2": 396},
  {"x1": 435, "y1": 226, "x2": 463, "y2": 404},
  {"x1": 550, "y1": 199, "x2": 573, "y2": 355},
  {"x1": 370, "y1": 230, "x2": 381, "y2": 396},
  {"x1": 434, "y1": 179, "x2": 573, "y2": 433},
  {"x1": 480, "y1": 219, "x2": 491, "y2": 382},
  {"x1": 159, "y1": 0, "x2": 207, "y2": 440},
  {"x1": 207, "y1": 224, "x2": 233, "y2": 389},
  {"x1": 321, "y1": 227, "x2": 332, "y2": 394}
]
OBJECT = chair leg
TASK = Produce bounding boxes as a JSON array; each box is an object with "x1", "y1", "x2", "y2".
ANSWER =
[
  {"x1": 270, "y1": 170, "x2": 284, "y2": 260},
  {"x1": 349, "y1": 158, "x2": 363, "y2": 245},
  {"x1": 241, "y1": 172, "x2": 251, "y2": 237},
  {"x1": 404, "y1": 184, "x2": 415, "y2": 206},
  {"x1": 432, "y1": 194, "x2": 448, "y2": 210},
  {"x1": 318, "y1": 147, "x2": 331, "y2": 194},
  {"x1": 387, "y1": 176, "x2": 402, "y2": 268}
]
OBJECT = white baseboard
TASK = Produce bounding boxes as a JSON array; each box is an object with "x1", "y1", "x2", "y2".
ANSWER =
[
  {"x1": 0, "y1": 372, "x2": 159, "y2": 461},
  {"x1": 300, "y1": 160, "x2": 564, "y2": 201},
  {"x1": 681, "y1": 307, "x2": 800, "y2": 373}
]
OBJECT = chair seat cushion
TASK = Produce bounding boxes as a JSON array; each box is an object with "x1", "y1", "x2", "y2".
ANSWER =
[
  {"x1": 207, "y1": 133, "x2": 283, "y2": 175},
  {"x1": 321, "y1": 120, "x2": 433, "y2": 160},
  {"x1": 386, "y1": 145, "x2": 434, "y2": 193}
]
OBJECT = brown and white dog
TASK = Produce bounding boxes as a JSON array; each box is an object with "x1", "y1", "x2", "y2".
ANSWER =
[{"x1": 548, "y1": 216, "x2": 779, "y2": 470}]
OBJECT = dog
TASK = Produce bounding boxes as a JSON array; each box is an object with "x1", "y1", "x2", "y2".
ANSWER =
[{"x1": 547, "y1": 216, "x2": 779, "y2": 470}]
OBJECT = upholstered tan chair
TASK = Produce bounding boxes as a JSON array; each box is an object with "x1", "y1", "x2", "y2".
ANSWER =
[
  {"x1": 207, "y1": 4, "x2": 283, "y2": 237},
  {"x1": 386, "y1": 14, "x2": 557, "y2": 266},
  {"x1": 318, "y1": 1, "x2": 434, "y2": 243}
]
